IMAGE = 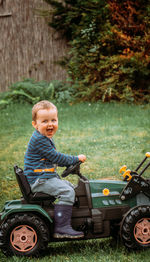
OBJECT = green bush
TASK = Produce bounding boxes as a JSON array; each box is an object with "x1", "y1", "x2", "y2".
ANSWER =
[
  {"x1": 41, "y1": 0, "x2": 150, "y2": 103},
  {"x1": 0, "y1": 79, "x2": 75, "y2": 108}
]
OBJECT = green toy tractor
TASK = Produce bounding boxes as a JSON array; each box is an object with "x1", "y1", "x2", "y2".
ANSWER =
[{"x1": 0, "y1": 152, "x2": 150, "y2": 257}]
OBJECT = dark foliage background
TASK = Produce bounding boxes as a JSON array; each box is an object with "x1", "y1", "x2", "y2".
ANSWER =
[{"x1": 42, "y1": 0, "x2": 150, "y2": 103}]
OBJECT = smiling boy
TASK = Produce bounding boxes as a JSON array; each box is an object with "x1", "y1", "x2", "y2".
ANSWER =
[{"x1": 24, "y1": 100, "x2": 86, "y2": 239}]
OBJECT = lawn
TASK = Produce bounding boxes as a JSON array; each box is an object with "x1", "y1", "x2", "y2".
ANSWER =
[{"x1": 0, "y1": 102, "x2": 150, "y2": 261}]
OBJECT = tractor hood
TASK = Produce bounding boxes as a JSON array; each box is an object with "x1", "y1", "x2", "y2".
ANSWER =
[{"x1": 89, "y1": 179, "x2": 136, "y2": 208}]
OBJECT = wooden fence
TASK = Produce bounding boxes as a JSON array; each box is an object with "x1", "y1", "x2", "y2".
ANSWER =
[{"x1": 0, "y1": 0, "x2": 67, "y2": 92}]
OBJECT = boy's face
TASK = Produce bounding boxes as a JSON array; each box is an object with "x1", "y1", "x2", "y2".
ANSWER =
[{"x1": 32, "y1": 108, "x2": 58, "y2": 139}]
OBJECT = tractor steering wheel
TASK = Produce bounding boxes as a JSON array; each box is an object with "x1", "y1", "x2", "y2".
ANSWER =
[{"x1": 61, "y1": 161, "x2": 82, "y2": 178}]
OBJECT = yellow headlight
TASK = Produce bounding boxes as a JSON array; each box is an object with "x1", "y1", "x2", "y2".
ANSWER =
[
  {"x1": 123, "y1": 169, "x2": 132, "y2": 181},
  {"x1": 119, "y1": 165, "x2": 127, "y2": 173}
]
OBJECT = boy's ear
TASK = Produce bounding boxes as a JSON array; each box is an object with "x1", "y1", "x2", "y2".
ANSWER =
[{"x1": 32, "y1": 121, "x2": 37, "y2": 129}]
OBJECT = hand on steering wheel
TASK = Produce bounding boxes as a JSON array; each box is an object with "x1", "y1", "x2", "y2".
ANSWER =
[{"x1": 61, "y1": 161, "x2": 82, "y2": 178}]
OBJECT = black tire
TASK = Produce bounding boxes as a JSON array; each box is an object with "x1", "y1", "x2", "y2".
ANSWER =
[
  {"x1": 0, "y1": 213, "x2": 49, "y2": 257},
  {"x1": 120, "y1": 205, "x2": 150, "y2": 250}
]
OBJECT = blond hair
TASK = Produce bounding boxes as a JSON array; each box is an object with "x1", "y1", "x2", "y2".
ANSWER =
[{"x1": 32, "y1": 100, "x2": 57, "y2": 121}]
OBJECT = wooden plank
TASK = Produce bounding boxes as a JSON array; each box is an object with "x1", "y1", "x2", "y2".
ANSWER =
[
  {"x1": 0, "y1": 13, "x2": 12, "y2": 17},
  {"x1": 0, "y1": 0, "x2": 67, "y2": 92}
]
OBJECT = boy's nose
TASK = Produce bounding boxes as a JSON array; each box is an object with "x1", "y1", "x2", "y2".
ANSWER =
[{"x1": 48, "y1": 121, "x2": 53, "y2": 126}]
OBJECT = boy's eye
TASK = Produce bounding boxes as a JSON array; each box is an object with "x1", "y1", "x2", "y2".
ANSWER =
[
  {"x1": 43, "y1": 120, "x2": 48, "y2": 123},
  {"x1": 52, "y1": 119, "x2": 56, "y2": 122}
]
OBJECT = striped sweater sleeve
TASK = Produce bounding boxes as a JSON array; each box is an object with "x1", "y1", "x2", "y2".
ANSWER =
[{"x1": 34, "y1": 132, "x2": 79, "y2": 167}]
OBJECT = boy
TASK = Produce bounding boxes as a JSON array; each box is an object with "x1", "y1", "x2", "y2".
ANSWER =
[{"x1": 24, "y1": 100, "x2": 86, "y2": 239}]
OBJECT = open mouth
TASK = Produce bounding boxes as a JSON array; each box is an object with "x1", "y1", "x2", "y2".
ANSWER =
[{"x1": 46, "y1": 128, "x2": 53, "y2": 134}]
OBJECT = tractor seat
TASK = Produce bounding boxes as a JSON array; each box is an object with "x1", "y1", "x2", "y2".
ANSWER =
[{"x1": 14, "y1": 165, "x2": 56, "y2": 204}]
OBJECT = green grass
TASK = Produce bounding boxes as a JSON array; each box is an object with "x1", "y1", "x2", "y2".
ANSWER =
[{"x1": 0, "y1": 102, "x2": 150, "y2": 261}]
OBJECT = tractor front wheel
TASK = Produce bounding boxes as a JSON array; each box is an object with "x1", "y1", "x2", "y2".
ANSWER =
[{"x1": 120, "y1": 205, "x2": 150, "y2": 250}]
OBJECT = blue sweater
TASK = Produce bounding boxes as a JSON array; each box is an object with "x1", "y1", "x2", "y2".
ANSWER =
[{"x1": 24, "y1": 130, "x2": 79, "y2": 184}]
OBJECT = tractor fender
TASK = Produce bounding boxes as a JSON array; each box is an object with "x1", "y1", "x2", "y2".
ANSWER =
[{"x1": 1, "y1": 200, "x2": 53, "y2": 224}]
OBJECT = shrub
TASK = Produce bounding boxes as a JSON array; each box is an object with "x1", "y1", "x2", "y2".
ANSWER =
[
  {"x1": 41, "y1": 0, "x2": 150, "y2": 103},
  {"x1": 0, "y1": 79, "x2": 75, "y2": 108}
]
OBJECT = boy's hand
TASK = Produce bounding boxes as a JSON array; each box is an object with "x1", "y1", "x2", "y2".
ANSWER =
[{"x1": 78, "y1": 154, "x2": 86, "y2": 163}]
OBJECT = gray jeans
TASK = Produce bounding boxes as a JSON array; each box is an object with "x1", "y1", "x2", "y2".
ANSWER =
[{"x1": 31, "y1": 177, "x2": 75, "y2": 205}]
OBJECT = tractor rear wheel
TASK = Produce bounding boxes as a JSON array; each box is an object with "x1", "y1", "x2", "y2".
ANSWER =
[
  {"x1": 0, "y1": 213, "x2": 49, "y2": 257},
  {"x1": 120, "y1": 205, "x2": 150, "y2": 250}
]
